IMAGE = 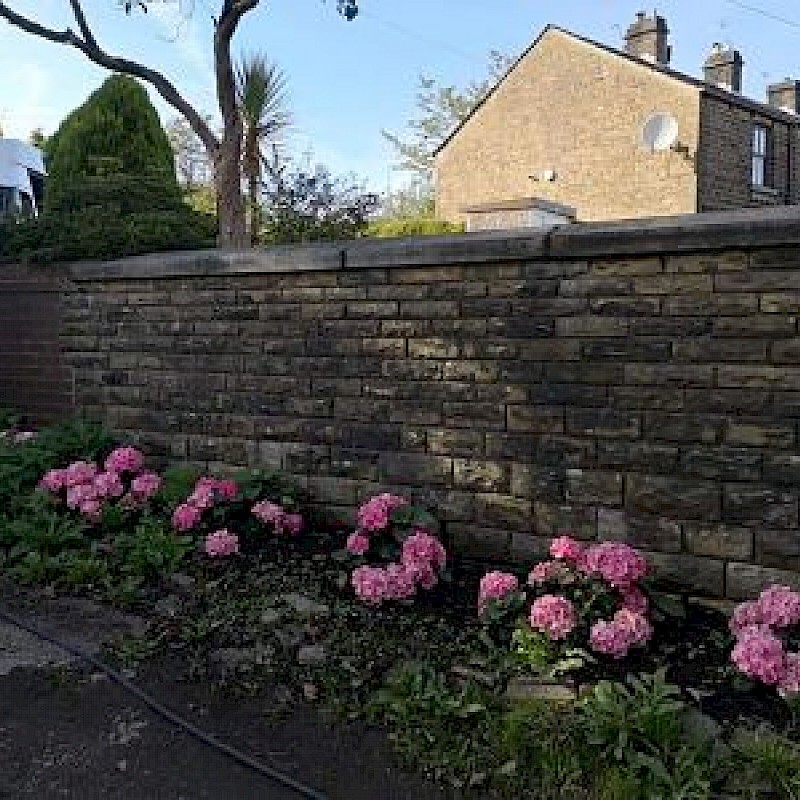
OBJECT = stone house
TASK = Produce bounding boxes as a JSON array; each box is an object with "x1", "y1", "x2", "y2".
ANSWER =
[{"x1": 435, "y1": 12, "x2": 800, "y2": 228}]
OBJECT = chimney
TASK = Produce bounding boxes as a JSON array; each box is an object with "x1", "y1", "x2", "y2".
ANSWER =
[
  {"x1": 767, "y1": 78, "x2": 800, "y2": 114},
  {"x1": 624, "y1": 11, "x2": 671, "y2": 65},
  {"x1": 704, "y1": 43, "x2": 743, "y2": 93}
]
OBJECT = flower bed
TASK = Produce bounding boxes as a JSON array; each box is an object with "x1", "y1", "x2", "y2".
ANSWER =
[{"x1": 1, "y1": 413, "x2": 799, "y2": 799}]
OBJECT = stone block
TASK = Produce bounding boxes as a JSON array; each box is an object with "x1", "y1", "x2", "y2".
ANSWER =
[
  {"x1": 684, "y1": 523, "x2": 753, "y2": 560},
  {"x1": 755, "y1": 529, "x2": 800, "y2": 571},
  {"x1": 566, "y1": 469, "x2": 623, "y2": 505},
  {"x1": 726, "y1": 562, "x2": 800, "y2": 600},
  {"x1": 725, "y1": 423, "x2": 794, "y2": 449},
  {"x1": 510, "y1": 464, "x2": 564, "y2": 502},
  {"x1": 427, "y1": 429, "x2": 484, "y2": 457},
  {"x1": 474, "y1": 493, "x2": 532, "y2": 531},
  {"x1": 597, "y1": 509, "x2": 682, "y2": 552},
  {"x1": 378, "y1": 452, "x2": 453, "y2": 486},
  {"x1": 626, "y1": 474, "x2": 720, "y2": 520},
  {"x1": 680, "y1": 447, "x2": 762, "y2": 482},
  {"x1": 453, "y1": 459, "x2": 509, "y2": 492},
  {"x1": 533, "y1": 502, "x2": 597, "y2": 539},
  {"x1": 723, "y1": 486, "x2": 798, "y2": 528},
  {"x1": 507, "y1": 405, "x2": 564, "y2": 433},
  {"x1": 566, "y1": 408, "x2": 639, "y2": 438},
  {"x1": 449, "y1": 524, "x2": 510, "y2": 560},
  {"x1": 646, "y1": 552, "x2": 725, "y2": 596}
]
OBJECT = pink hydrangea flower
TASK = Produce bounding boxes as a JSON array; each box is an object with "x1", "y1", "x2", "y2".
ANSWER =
[
  {"x1": 352, "y1": 565, "x2": 389, "y2": 605},
  {"x1": 779, "y1": 652, "x2": 800, "y2": 697},
  {"x1": 346, "y1": 532, "x2": 370, "y2": 556},
  {"x1": 582, "y1": 542, "x2": 648, "y2": 589},
  {"x1": 251, "y1": 501, "x2": 303, "y2": 535},
  {"x1": 620, "y1": 587, "x2": 649, "y2": 615},
  {"x1": 204, "y1": 529, "x2": 240, "y2": 558},
  {"x1": 93, "y1": 471, "x2": 125, "y2": 499},
  {"x1": 13, "y1": 431, "x2": 36, "y2": 444},
  {"x1": 104, "y1": 446, "x2": 145, "y2": 475},
  {"x1": 478, "y1": 571, "x2": 519, "y2": 613},
  {"x1": 384, "y1": 563, "x2": 418, "y2": 601},
  {"x1": 172, "y1": 502, "x2": 202, "y2": 531},
  {"x1": 356, "y1": 493, "x2": 408, "y2": 533},
  {"x1": 39, "y1": 468, "x2": 67, "y2": 492},
  {"x1": 590, "y1": 619, "x2": 632, "y2": 659},
  {"x1": 730, "y1": 600, "x2": 763, "y2": 636},
  {"x1": 216, "y1": 479, "x2": 238, "y2": 500},
  {"x1": 189, "y1": 480, "x2": 217, "y2": 511},
  {"x1": 757, "y1": 585, "x2": 800, "y2": 629},
  {"x1": 66, "y1": 483, "x2": 99, "y2": 509},
  {"x1": 550, "y1": 535, "x2": 585, "y2": 563},
  {"x1": 612, "y1": 608, "x2": 653, "y2": 647},
  {"x1": 731, "y1": 628, "x2": 787, "y2": 685},
  {"x1": 401, "y1": 529, "x2": 447, "y2": 571},
  {"x1": 64, "y1": 461, "x2": 99, "y2": 488},
  {"x1": 131, "y1": 471, "x2": 162, "y2": 500},
  {"x1": 78, "y1": 498, "x2": 103, "y2": 522},
  {"x1": 528, "y1": 560, "x2": 564, "y2": 586},
  {"x1": 530, "y1": 594, "x2": 577, "y2": 641},
  {"x1": 284, "y1": 513, "x2": 303, "y2": 535}
]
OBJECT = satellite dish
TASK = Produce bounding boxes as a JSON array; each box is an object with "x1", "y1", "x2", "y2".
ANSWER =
[{"x1": 641, "y1": 112, "x2": 679, "y2": 151}]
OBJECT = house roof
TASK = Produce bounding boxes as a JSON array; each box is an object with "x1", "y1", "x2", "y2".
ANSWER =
[{"x1": 434, "y1": 25, "x2": 800, "y2": 158}]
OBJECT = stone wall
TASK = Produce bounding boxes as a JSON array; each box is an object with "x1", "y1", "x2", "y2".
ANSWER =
[
  {"x1": 8, "y1": 207, "x2": 800, "y2": 599},
  {"x1": 0, "y1": 266, "x2": 73, "y2": 421}
]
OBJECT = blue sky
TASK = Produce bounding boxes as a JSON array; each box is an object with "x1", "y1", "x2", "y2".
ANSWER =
[{"x1": 1, "y1": 0, "x2": 799, "y2": 192}]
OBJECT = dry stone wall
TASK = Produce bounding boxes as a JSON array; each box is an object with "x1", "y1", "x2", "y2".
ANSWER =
[{"x1": 8, "y1": 207, "x2": 800, "y2": 600}]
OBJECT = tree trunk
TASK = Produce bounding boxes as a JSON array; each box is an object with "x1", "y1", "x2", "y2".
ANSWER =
[
  {"x1": 214, "y1": 135, "x2": 247, "y2": 248},
  {"x1": 248, "y1": 172, "x2": 261, "y2": 246}
]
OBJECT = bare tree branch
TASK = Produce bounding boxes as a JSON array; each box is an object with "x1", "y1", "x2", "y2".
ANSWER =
[{"x1": 0, "y1": 1, "x2": 219, "y2": 152}]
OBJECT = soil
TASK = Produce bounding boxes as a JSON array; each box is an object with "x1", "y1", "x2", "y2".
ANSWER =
[{"x1": 0, "y1": 585, "x2": 447, "y2": 800}]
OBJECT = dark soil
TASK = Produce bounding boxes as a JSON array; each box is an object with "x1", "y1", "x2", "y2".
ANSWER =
[{"x1": 0, "y1": 583, "x2": 447, "y2": 800}]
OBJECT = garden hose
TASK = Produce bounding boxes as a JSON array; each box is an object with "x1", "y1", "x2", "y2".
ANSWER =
[{"x1": 0, "y1": 607, "x2": 328, "y2": 800}]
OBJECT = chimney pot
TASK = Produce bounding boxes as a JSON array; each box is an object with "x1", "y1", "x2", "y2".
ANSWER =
[
  {"x1": 767, "y1": 78, "x2": 800, "y2": 114},
  {"x1": 704, "y1": 44, "x2": 743, "y2": 93},
  {"x1": 624, "y1": 11, "x2": 670, "y2": 65}
]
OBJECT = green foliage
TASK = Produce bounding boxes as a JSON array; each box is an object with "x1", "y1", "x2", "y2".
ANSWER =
[
  {"x1": 579, "y1": 671, "x2": 717, "y2": 800},
  {"x1": 365, "y1": 215, "x2": 463, "y2": 238},
  {"x1": 0, "y1": 75, "x2": 216, "y2": 265},
  {"x1": 112, "y1": 515, "x2": 192, "y2": 586},
  {"x1": 0, "y1": 204, "x2": 216, "y2": 265},
  {"x1": 261, "y1": 162, "x2": 377, "y2": 243},
  {"x1": 727, "y1": 728, "x2": 800, "y2": 799},
  {"x1": 368, "y1": 663, "x2": 497, "y2": 788},
  {"x1": 382, "y1": 51, "x2": 514, "y2": 175},
  {"x1": 0, "y1": 418, "x2": 112, "y2": 514},
  {"x1": 45, "y1": 74, "x2": 176, "y2": 213}
]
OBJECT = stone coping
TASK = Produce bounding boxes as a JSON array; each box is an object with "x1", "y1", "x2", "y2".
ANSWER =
[{"x1": 65, "y1": 205, "x2": 800, "y2": 281}]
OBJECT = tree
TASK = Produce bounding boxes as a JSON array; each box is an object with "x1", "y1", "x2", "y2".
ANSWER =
[
  {"x1": 166, "y1": 115, "x2": 214, "y2": 190},
  {"x1": 0, "y1": 0, "x2": 359, "y2": 247},
  {"x1": 382, "y1": 51, "x2": 514, "y2": 178},
  {"x1": 46, "y1": 74, "x2": 177, "y2": 211},
  {"x1": 236, "y1": 53, "x2": 290, "y2": 245}
]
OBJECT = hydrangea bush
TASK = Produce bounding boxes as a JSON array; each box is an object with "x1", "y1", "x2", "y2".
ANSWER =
[
  {"x1": 729, "y1": 585, "x2": 800, "y2": 699},
  {"x1": 38, "y1": 446, "x2": 162, "y2": 523},
  {"x1": 345, "y1": 493, "x2": 448, "y2": 605},
  {"x1": 169, "y1": 470, "x2": 307, "y2": 559},
  {"x1": 478, "y1": 535, "x2": 653, "y2": 673}
]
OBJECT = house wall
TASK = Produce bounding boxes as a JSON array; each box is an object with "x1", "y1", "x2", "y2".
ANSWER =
[
  {"x1": 697, "y1": 94, "x2": 800, "y2": 212},
  {"x1": 6, "y1": 207, "x2": 800, "y2": 600},
  {"x1": 435, "y1": 29, "x2": 700, "y2": 224}
]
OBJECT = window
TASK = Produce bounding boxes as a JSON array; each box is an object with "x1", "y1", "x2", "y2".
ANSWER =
[{"x1": 752, "y1": 124, "x2": 770, "y2": 187}]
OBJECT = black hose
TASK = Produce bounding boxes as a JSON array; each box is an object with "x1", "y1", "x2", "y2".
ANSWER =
[{"x1": 0, "y1": 607, "x2": 328, "y2": 800}]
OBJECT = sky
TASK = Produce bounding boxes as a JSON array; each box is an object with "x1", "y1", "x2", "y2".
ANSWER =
[{"x1": 1, "y1": 0, "x2": 800, "y2": 193}]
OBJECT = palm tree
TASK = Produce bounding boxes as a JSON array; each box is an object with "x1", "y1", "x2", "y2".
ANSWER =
[{"x1": 236, "y1": 54, "x2": 291, "y2": 245}]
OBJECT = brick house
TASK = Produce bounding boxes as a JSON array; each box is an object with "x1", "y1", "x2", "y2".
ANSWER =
[{"x1": 435, "y1": 12, "x2": 800, "y2": 228}]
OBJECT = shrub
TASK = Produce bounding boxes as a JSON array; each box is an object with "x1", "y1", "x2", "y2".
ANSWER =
[
  {"x1": 729, "y1": 585, "x2": 800, "y2": 699},
  {"x1": 365, "y1": 216, "x2": 464, "y2": 238},
  {"x1": 344, "y1": 493, "x2": 448, "y2": 606},
  {"x1": 45, "y1": 74, "x2": 176, "y2": 213},
  {"x1": 169, "y1": 469, "x2": 309, "y2": 559},
  {"x1": 478, "y1": 536, "x2": 652, "y2": 675}
]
